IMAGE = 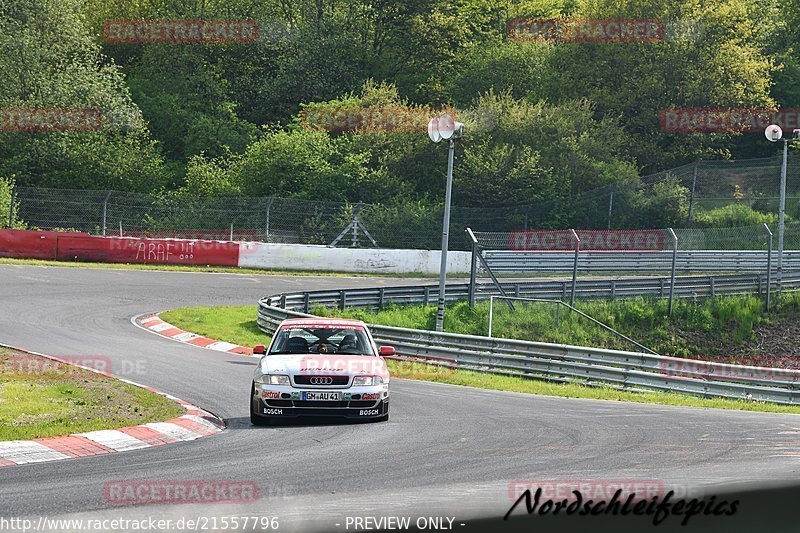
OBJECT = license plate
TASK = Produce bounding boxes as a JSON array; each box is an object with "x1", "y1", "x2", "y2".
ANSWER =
[{"x1": 301, "y1": 391, "x2": 341, "y2": 401}]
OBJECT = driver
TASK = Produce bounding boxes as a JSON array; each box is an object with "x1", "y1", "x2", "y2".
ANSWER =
[{"x1": 337, "y1": 334, "x2": 358, "y2": 353}]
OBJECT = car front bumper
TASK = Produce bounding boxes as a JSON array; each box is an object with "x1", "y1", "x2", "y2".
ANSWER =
[{"x1": 252, "y1": 383, "x2": 389, "y2": 419}]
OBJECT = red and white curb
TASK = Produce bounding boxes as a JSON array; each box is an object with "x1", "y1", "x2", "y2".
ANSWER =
[
  {"x1": 135, "y1": 313, "x2": 255, "y2": 356},
  {"x1": 0, "y1": 345, "x2": 225, "y2": 467}
]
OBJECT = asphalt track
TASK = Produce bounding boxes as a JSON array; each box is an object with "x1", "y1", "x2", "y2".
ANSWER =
[{"x1": 1, "y1": 264, "x2": 800, "y2": 532}]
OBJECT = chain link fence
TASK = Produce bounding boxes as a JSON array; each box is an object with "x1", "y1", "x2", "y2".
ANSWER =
[
  {"x1": 474, "y1": 224, "x2": 800, "y2": 252},
  {"x1": 6, "y1": 155, "x2": 800, "y2": 249},
  {"x1": 7, "y1": 187, "x2": 537, "y2": 250}
]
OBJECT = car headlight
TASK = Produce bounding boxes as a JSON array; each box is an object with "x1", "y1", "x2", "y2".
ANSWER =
[
  {"x1": 352, "y1": 376, "x2": 382, "y2": 386},
  {"x1": 262, "y1": 374, "x2": 290, "y2": 385}
]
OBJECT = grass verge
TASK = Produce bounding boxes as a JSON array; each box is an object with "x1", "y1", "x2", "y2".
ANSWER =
[
  {"x1": 0, "y1": 348, "x2": 184, "y2": 440},
  {"x1": 159, "y1": 304, "x2": 800, "y2": 415},
  {"x1": 160, "y1": 306, "x2": 267, "y2": 347},
  {"x1": 315, "y1": 292, "x2": 800, "y2": 360}
]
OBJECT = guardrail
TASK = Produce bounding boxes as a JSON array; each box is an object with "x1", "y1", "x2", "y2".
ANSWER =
[
  {"x1": 262, "y1": 272, "x2": 800, "y2": 314},
  {"x1": 257, "y1": 273, "x2": 800, "y2": 405},
  {"x1": 483, "y1": 250, "x2": 800, "y2": 275}
]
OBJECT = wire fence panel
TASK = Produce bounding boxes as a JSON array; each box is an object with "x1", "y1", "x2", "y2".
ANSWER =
[{"x1": 10, "y1": 155, "x2": 800, "y2": 249}]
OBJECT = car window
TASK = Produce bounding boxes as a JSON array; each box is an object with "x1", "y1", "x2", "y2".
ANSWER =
[{"x1": 269, "y1": 327, "x2": 375, "y2": 356}]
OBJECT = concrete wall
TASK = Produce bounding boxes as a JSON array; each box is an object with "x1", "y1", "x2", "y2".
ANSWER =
[
  {"x1": 238, "y1": 242, "x2": 471, "y2": 274},
  {"x1": 0, "y1": 230, "x2": 471, "y2": 274}
]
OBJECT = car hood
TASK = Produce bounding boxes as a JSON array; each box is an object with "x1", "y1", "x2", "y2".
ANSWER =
[{"x1": 259, "y1": 353, "x2": 388, "y2": 378}]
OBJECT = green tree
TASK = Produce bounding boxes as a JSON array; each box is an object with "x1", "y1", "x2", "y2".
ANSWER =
[{"x1": 0, "y1": 0, "x2": 170, "y2": 191}]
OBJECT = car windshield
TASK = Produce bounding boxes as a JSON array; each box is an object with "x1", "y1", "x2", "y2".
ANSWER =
[{"x1": 268, "y1": 326, "x2": 375, "y2": 356}]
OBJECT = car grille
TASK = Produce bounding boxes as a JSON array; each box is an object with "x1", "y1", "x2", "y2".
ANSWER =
[
  {"x1": 300, "y1": 400, "x2": 350, "y2": 408},
  {"x1": 264, "y1": 399, "x2": 293, "y2": 407},
  {"x1": 293, "y1": 375, "x2": 349, "y2": 386},
  {"x1": 348, "y1": 400, "x2": 378, "y2": 408}
]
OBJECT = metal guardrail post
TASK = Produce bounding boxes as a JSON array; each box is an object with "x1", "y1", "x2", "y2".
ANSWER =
[
  {"x1": 101, "y1": 191, "x2": 112, "y2": 236},
  {"x1": 668, "y1": 228, "x2": 678, "y2": 316},
  {"x1": 466, "y1": 228, "x2": 478, "y2": 308},
  {"x1": 764, "y1": 223, "x2": 773, "y2": 310},
  {"x1": 569, "y1": 229, "x2": 580, "y2": 307},
  {"x1": 378, "y1": 288, "x2": 385, "y2": 310},
  {"x1": 303, "y1": 293, "x2": 310, "y2": 314},
  {"x1": 339, "y1": 290, "x2": 346, "y2": 310},
  {"x1": 777, "y1": 140, "x2": 789, "y2": 295},
  {"x1": 264, "y1": 197, "x2": 275, "y2": 241}
]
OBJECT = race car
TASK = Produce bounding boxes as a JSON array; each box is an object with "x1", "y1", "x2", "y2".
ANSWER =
[{"x1": 250, "y1": 318, "x2": 394, "y2": 425}]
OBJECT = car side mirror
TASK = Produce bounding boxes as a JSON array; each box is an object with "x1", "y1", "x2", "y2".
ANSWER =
[
  {"x1": 379, "y1": 346, "x2": 396, "y2": 356},
  {"x1": 253, "y1": 345, "x2": 266, "y2": 355}
]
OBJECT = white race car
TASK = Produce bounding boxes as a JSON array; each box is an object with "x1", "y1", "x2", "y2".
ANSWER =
[{"x1": 250, "y1": 318, "x2": 394, "y2": 425}]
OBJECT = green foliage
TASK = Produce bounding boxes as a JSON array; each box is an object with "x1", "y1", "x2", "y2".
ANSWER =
[
  {"x1": 694, "y1": 203, "x2": 783, "y2": 228},
  {"x1": 316, "y1": 293, "x2": 790, "y2": 358},
  {"x1": 1, "y1": 0, "x2": 798, "y2": 231},
  {"x1": 630, "y1": 177, "x2": 690, "y2": 228},
  {"x1": 0, "y1": 0, "x2": 171, "y2": 191},
  {"x1": 0, "y1": 175, "x2": 24, "y2": 229},
  {"x1": 125, "y1": 46, "x2": 258, "y2": 162}
]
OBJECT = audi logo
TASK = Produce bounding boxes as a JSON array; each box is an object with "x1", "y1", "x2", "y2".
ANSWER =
[{"x1": 310, "y1": 377, "x2": 333, "y2": 385}]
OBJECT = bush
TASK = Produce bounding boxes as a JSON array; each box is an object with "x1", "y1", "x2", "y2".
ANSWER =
[
  {"x1": 0, "y1": 175, "x2": 25, "y2": 229},
  {"x1": 694, "y1": 203, "x2": 783, "y2": 228}
]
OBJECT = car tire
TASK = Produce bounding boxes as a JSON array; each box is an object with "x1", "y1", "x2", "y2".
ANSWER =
[
  {"x1": 250, "y1": 403, "x2": 273, "y2": 426},
  {"x1": 375, "y1": 403, "x2": 389, "y2": 422},
  {"x1": 250, "y1": 382, "x2": 272, "y2": 426}
]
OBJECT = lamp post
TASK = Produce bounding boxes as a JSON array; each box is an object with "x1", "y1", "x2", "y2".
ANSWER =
[
  {"x1": 765, "y1": 125, "x2": 800, "y2": 293},
  {"x1": 428, "y1": 114, "x2": 465, "y2": 332}
]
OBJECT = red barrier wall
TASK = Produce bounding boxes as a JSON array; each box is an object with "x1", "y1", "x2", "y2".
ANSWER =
[
  {"x1": 0, "y1": 229, "x2": 74, "y2": 259},
  {"x1": 56, "y1": 235, "x2": 240, "y2": 266},
  {"x1": 0, "y1": 230, "x2": 240, "y2": 266}
]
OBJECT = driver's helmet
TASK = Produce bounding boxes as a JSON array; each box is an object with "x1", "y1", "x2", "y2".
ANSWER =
[{"x1": 338, "y1": 333, "x2": 358, "y2": 351}]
